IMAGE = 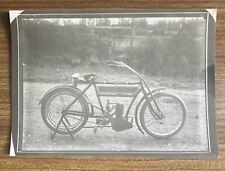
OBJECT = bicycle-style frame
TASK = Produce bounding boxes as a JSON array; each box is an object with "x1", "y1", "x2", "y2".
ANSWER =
[
  {"x1": 64, "y1": 61, "x2": 164, "y2": 119},
  {"x1": 75, "y1": 81, "x2": 141, "y2": 117},
  {"x1": 68, "y1": 80, "x2": 163, "y2": 118},
  {"x1": 44, "y1": 61, "x2": 166, "y2": 140}
]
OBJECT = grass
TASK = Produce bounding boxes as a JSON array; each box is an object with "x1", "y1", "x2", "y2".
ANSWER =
[{"x1": 23, "y1": 65, "x2": 205, "y2": 89}]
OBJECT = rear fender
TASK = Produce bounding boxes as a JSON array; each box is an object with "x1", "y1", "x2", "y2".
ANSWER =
[{"x1": 38, "y1": 85, "x2": 91, "y2": 106}]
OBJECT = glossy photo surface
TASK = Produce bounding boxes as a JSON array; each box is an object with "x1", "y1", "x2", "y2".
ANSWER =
[{"x1": 10, "y1": 10, "x2": 217, "y2": 156}]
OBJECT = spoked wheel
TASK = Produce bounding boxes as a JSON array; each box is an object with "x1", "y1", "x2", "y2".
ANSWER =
[
  {"x1": 41, "y1": 87, "x2": 89, "y2": 134},
  {"x1": 140, "y1": 92, "x2": 186, "y2": 138}
]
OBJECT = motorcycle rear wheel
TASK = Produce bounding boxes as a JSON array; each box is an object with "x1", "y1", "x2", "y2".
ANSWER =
[{"x1": 41, "y1": 87, "x2": 89, "y2": 134}]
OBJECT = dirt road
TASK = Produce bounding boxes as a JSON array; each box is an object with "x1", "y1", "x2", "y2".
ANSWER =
[{"x1": 21, "y1": 81, "x2": 209, "y2": 152}]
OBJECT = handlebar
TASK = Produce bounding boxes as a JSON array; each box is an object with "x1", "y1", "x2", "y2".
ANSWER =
[
  {"x1": 106, "y1": 60, "x2": 140, "y2": 77},
  {"x1": 106, "y1": 60, "x2": 153, "y2": 98},
  {"x1": 106, "y1": 60, "x2": 125, "y2": 67},
  {"x1": 106, "y1": 60, "x2": 159, "y2": 113}
]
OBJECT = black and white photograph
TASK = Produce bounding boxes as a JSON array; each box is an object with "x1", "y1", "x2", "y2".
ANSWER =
[{"x1": 10, "y1": 10, "x2": 218, "y2": 156}]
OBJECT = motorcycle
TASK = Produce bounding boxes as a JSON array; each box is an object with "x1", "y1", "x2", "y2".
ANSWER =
[{"x1": 39, "y1": 61, "x2": 186, "y2": 140}]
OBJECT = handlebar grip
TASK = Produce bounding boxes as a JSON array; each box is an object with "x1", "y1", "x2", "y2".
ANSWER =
[
  {"x1": 106, "y1": 60, "x2": 116, "y2": 64},
  {"x1": 108, "y1": 63, "x2": 119, "y2": 67},
  {"x1": 106, "y1": 60, "x2": 124, "y2": 67}
]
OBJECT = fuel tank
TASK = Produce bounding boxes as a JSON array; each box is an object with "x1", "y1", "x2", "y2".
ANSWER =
[{"x1": 96, "y1": 83, "x2": 140, "y2": 96}]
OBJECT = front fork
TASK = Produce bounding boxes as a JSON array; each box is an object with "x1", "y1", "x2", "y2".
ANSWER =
[{"x1": 141, "y1": 84, "x2": 164, "y2": 120}]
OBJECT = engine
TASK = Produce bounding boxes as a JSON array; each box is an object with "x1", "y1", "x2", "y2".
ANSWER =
[{"x1": 110, "y1": 103, "x2": 133, "y2": 132}]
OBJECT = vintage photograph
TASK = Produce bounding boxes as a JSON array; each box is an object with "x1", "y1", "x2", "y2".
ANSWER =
[{"x1": 10, "y1": 10, "x2": 217, "y2": 156}]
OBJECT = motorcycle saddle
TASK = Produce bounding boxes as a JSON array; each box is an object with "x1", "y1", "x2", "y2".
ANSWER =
[{"x1": 72, "y1": 73, "x2": 97, "y2": 82}]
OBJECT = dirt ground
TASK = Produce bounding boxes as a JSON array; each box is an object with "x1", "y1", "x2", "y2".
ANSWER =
[{"x1": 21, "y1": 78, "x2": 209, "y2": 152}]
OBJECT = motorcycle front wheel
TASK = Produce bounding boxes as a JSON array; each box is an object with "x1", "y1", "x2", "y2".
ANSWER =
[
  {"x1": 140, "y1": 92, "x2": 186, "y2": 138},
  {"x1": 41, "y1": 87, "x2": 89, "y2": 134}
]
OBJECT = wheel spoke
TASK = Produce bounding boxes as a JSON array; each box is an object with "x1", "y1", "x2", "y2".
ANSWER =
[
  {"x1": 66, "y1": 110, "x2": 85, "y2": 117},
  {"x1": 65, "y1": 116, "x2": 83, "y2": 127},
  {"x1": 148, "y1": 120, "x2": 158, "y2": 126},
  {"x1": 145, "y1": 117, "x2": 160, "y2": 127},
  {"x1": 43, "y1": 90, "x2": 88, "y2": 134},
  {"x1": 63, "y1": 116, "x2": 71, "y2": 125},
  {"x1": 59, "y1": 95, "x2": 66, "y2": 109},
  {"x1": 49, "y1": 102, "x2": 62, "y2": 111},
  {"x1": 66, "y1": 115, "x2": 82, "y2": 120},
  {"x1": 141, "y1": 93, "x2": 185, "y2": 138},
  {"x1": 144, "y1": 117, "x2": 155, "y2": 124}
]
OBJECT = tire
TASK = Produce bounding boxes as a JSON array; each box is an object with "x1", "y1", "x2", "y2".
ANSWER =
[
  {"x1": 139, "y1": 92, "x2": 186, "y2": 138},
  {"x1": 41, "y1": 87, "x2": 89, "y2": 134}
]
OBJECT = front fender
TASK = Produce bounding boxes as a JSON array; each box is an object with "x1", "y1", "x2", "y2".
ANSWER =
[
  {"x1": 135, "y1": 87, "x2": 166, "y2": 115},
  {"x1": 150, "y1": 87, "x2": 166, "y2": 94},
  {"x1": 134, "y1": 87, "x2": 166, "y2": 134},
  {"x1": 38, "y1": 84, "x2": 91, "y2": 105}
]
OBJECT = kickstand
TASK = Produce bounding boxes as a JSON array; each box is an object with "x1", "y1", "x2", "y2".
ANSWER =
[{"x1": 51, "y1": 116, "x2": 76, "y2": 141}]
